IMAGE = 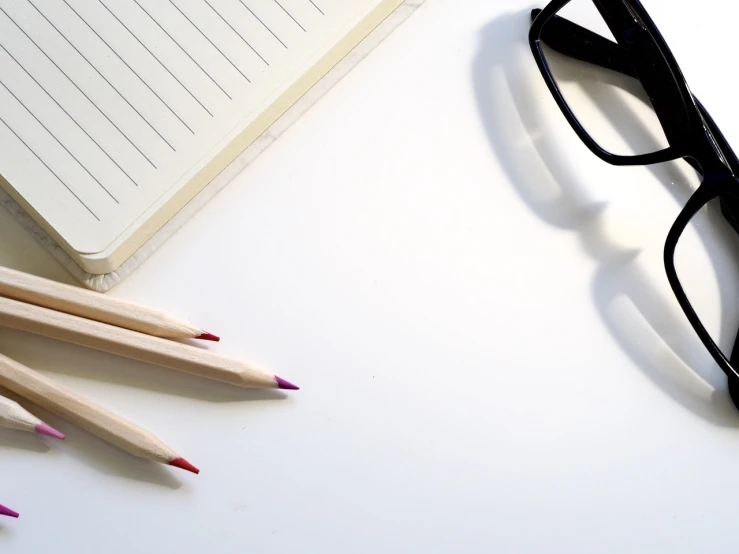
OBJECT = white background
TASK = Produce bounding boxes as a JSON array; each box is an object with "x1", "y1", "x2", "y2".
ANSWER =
[{"x1": 2, "y1": 0, "x2": 739, "y2": 552}]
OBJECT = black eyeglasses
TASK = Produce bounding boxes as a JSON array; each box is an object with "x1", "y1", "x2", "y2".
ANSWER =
[{"x1": 529, "y1": 0, "x2": 739, "y2": 409}]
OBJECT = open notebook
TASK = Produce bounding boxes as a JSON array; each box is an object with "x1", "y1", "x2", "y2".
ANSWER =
[{"x1": 0, "y1": 0, "x2": 408, "y2": 277}]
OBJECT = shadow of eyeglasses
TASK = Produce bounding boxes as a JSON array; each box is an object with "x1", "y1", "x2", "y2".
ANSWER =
[{"x1": 472, "y1": 9, "x2": 739, "y2": 426}]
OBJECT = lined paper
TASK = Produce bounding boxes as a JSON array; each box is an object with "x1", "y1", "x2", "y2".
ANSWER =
[{"x1": 0, "y1": 0, "x2": 393, "y2": 257}]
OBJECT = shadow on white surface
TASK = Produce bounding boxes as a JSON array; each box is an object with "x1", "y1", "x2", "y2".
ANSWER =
[
  {"x1": 0, "y1": 328, "x2": 286, "y2": 487},
  {"x1": 0, "y1": 389, "x2": 184, "y2": 489},
  {"x1": 0, "y1": 388, "x2": 182, "y2": 489},
  {"x1": 0, "y1": 388, "x2": 183, "y2": 489},
  {"x1": 472, "y1": 10, "x2": 739, "y2": 426},
  {"x1": 0, "y1": 203, "x2": 73, "y2": 284},
  {"x1": 53, "y1": 423, "x2": 183, "y2": 490},
  {"x1": 0, "y1": 378, "x2": 183, "y2": 490},
  {"x1": 0, "y1": 427, "x2": 50, "y2": 454}
]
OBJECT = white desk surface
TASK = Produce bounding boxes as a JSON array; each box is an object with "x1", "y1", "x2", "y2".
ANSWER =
[{"x1": 2, "y1": 0, "x2": 738, "y2": 552}]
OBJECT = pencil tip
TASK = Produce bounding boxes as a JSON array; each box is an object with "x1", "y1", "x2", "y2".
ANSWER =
[
  {"x1": 35, "y1": 422, "x2": 66, "y2": 440},
  {"x1": 169, "y1": 457, "x2": 200, "y2": 474},
  {"x1": 196, "y1": 331, "x2": 220, "y2": 342},
  {"x1": 275, "y1": 376, "x2": 299, "y2": 390},
  {"x1": 0, "y1": 505, "x2": 19, "y2": 518}
]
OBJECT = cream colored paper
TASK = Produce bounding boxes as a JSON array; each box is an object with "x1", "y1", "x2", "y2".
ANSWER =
[{"x1": 0, "y1": 0, "x2": 410, "y2": 276}]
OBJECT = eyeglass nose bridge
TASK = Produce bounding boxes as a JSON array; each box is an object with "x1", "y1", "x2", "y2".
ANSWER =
[
  {"x1": 697, "y1": 133, "x2": 734, "y2": 181},
  {"x1": 686, "y1": 151, "x2": 731, "y2": 185}
]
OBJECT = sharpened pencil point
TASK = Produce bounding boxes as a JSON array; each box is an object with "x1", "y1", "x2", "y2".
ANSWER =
[
  {"x1": 0, "y1": 504, "x2": 18, "y2": 518},
  {"x1": 35, "y1": 422, "x2": 65, "y2": 440},
  {"x1": 196, "y1": 331, "x2": 220, "y2": 342},
  {"x1": 169, "y1": 457, "x2": 200, "y2": 474},
  {"x1": 275, "y1": 376, "x2": 299, "y2": 390}
]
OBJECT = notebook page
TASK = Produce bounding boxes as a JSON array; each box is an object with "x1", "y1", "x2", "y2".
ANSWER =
[{"x1": 0, "y1": 0, "x2": 390, "y2": 255}]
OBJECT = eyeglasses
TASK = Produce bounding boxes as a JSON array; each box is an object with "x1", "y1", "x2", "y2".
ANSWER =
[{"x1": 529, "y1": 0, "x2": 739, "y2": 409}]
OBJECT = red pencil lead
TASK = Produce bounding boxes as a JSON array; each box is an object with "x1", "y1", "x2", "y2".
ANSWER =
[
  {"x1": 195, "y1": 331, "x2": 220, "y2": 342},
  {"x1": 169, "y1": 457, "x2": 200, "y2": 474}
]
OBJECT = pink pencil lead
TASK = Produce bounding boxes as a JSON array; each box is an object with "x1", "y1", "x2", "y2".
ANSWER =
[
  {"x1": 275, "y1": 376, "x2": 299, "y2": 390},
  {"x1": 35, "y1": 422, "x2": 66, "y2": 440},
  {"x1": 0, "y1": 504, "x2": 19, "y2": 518}
]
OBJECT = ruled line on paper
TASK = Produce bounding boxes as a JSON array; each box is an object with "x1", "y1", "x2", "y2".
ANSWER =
[
  {"x1": 309, "y1": 1, "x2": 325, "y2": 16},
  {"x1": 0, "y1": 115, "x2": 100, "y2": 221},
  {"x1": 0, "y1": 77, "x2": 119, "y2": 203},
  {"x1": 62, "y1": 0, "x2": 195, "y2": 135},
  {"x1": 273, "y1": 0, "x2": 306, "y2": 32},
  {"x1": 168, "y1": 1, "x2": 252, "y2": 82},
  {"x1": 0, "y1": 43, "x2": 139, "y2": 187},
  {"x1": 27, "y1": 0, "x2": 176, "y2": 153},
  {"x1": 0, "y1": 5, "x2": 158, "y2": 169},
  {"x1": 203, "y1": 0, "x2": 269, "y2": 66},
  {"x1": 238, "y1": 0, "x2": 287, "y2": 49},
  {"x1": 133, "y1": 0, "x2": 234, "y2": 100},
  {"x1": 98, "y1": 0, "x2": 214, "y2": 118},
  {"x1": 0, "y1": 0, "x2": 393, "y2": 252}
]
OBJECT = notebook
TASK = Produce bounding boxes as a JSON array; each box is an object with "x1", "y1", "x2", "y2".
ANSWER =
[{"x1": 0, "y1": 0, "x2": 417, "y2": 286}]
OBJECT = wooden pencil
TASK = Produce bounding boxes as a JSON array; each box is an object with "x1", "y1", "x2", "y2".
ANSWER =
[
  {"x1": 0, "y1": 393, "x2": 65, "y2": 439},
  {"x1": 0, "y1": 296, "x2": 298, "y2": 390},
  {"x1": 0, "y1": 352, "x2": 198, "y2": 473},
  {"x1": 0, "y1": 266, "x2": 219, "y2": 341},
  {"x1": 0, "y1": 503, "x2": 19, "y2": 518}
]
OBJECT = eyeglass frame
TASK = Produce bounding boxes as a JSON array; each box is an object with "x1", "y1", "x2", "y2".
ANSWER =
[{"x1": 529, "y1": 0, "x2": 739, "y2": 408}]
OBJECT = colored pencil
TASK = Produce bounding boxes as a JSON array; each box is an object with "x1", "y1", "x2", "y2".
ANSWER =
[
  {"x1": 0, "y1": 266, "x2": 218, "y2": 341},
  {"x1": 0, "y1": 296, "x2": 298, "y2": 389},
  {"x1": 0, "y1": 503, "x2": 18, "y2": 518},
  {"x1": 0, "y1": 393, "x2": 65, "y2": 439},
  {"x1": 0, "y1": 353, "x2": 199, "y2": 473}
]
